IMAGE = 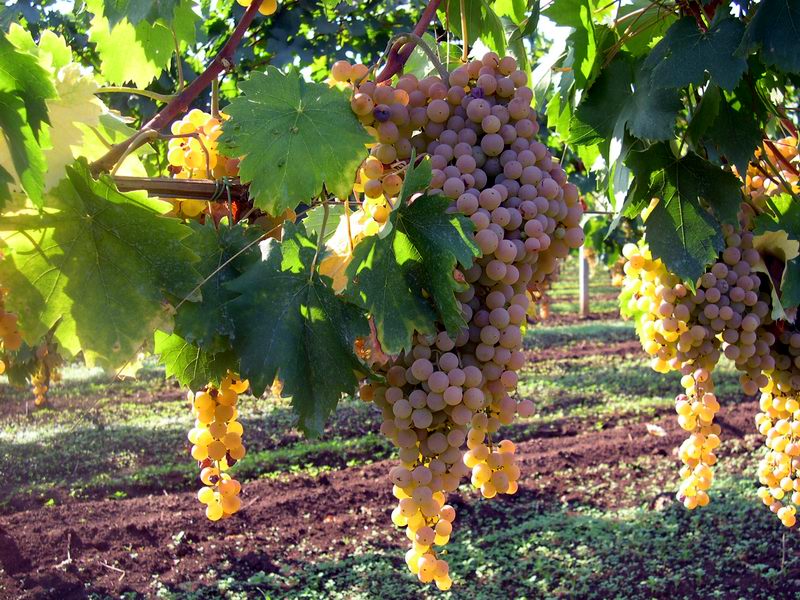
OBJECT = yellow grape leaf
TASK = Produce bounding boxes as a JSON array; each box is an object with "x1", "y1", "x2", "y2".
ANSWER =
[
  {"x1": 43, "y1": 64, "x2": 104, "y2": 189},
  {"x1": 319, "y1": 208, "x2": 382, "y2": 293}
]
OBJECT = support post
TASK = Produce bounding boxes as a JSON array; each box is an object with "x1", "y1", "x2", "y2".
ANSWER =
[{"x1": 578, "y1": 245, "x2": 589, "y2": 318}]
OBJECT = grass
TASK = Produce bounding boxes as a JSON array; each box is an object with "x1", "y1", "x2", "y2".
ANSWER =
[{"x1": 545, "y1": 256, "x2": 620, "y2": 317}]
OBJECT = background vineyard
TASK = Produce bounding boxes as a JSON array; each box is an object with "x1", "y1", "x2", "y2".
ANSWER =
[{"x1": 3, "y1": 259, "x2": 799, "y2": 598}]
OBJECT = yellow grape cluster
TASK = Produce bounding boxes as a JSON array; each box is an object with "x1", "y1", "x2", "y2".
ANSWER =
[
  {"x1": 755, "y1": 382, "x2": 800, "y2": 528},
  {"x1": 30, "y1": 344, "x2": 62, "y2": 407},
  {"x1": 187, "y1": 372, "x2": 249, "y2": 521},
  {"x1": 167, "y1": 109, "x2": 240, "y2": 218},
  {"x1": 236, "y1": 0, "x2": 278, "y2": 16},
  {"x1": 743, "y1": 137, "x2": 799, "y2": 206},
  {"x1": 0, "y1": 282, "x2": 22, "y2": 376},
  {"x1": 675, "y1": 369, "x2": 721, "y2": 509},
  {"x1": 620, "y1": 242, "x2": 696, "y2": 374}
]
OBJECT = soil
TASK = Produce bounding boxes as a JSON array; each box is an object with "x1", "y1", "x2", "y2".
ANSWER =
[{"x1": 0, "y1": 399, "x2": 759, "y2": 600}]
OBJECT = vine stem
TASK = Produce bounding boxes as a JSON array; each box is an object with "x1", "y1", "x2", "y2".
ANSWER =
[
  {"x1": 376, "y1": 0, "x2": 444, "y2": 83},
  {"x1": 97, "y1": 87, "x2": 176, "y2": 103},
  {"x1": 383, "y1": 33, "x2": 450, "y2": 83},
  {"x1": 111, "y1": 176, "x2": 250, "y2": 201},
  {"x1": 89, "y1": 0, "x2": 265, "y2": 177}
]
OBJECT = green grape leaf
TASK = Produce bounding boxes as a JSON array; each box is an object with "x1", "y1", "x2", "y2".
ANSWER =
[
  {"x1": 346, "y1": 158, "x2": 479, "y2": 354},
  {"x1": 226, "y1": 221, "x2": 368, "y2": 437},
  {"x1": 0, "y1": 160, "x2": 200, "y2": 369},
  {"x1": 615, "y1": 0, "x2": 677, "y2": 56},
  {"x1": 100, "y1": 0, "x2": 182, "y2": 27},
  {"x1": 0, "y1": 33, "x2": 56, "y2": 138},
  {"x1": 645, "y1": 16, "x2": 747, "y2": 91},
  {"x1": 154, "y1": 330, "x2": 237, "y2": 390},
  {"x1": 571, "y1": 52, "x2": 681, "y2": 145},
  {"x1": 738, "y1": 0, "x2": 800, "y2": 74},
  {"x1": 440, "y1": 0, "x2": 506, "y2": 55},
  {"x1": 544, "y1": 0, "x2": 602, "y2": 88},
  {"x1": 753, "y1": 194, "x2": 800, "y2": 312},
  {"x1": 303, "y1": 203, "x2": 345, "y2": 244},
  {"x1": 86, "y1": 0, "x2": 197, "y2": 87},
  {"x1": 624, "y1": 144, "x2": 742, "y2": 281},
  {"x1": 703, "y1": 94, "x2": 762, "y2": 175},
  {"x1": 686, "y1": 85, "x2": 721, "y2": 148},
  {"x1": 0, "y1": 93, "x2": 47, "y2": 207},
  {"x1": 174, "y1": 221, "x2": 263, "y2": 351},
  {"x1": 219, "y1": 67, "x2": 371, "y2": 215}
]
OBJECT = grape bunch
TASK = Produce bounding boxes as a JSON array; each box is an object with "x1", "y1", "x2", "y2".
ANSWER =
[
  {"x1": 187, "y1": 372, "x2": 249, "y2": 521},
  {"x1": 621, "y1": 219, "x2": 772, "y2": 507},
  {"x1": 167, "y1": 109, "x2": 240, "y2": 218},
  {"x1": 751, "y1": 326, "x2": 800, "y2": 528},
  {"x1": 30, "y1": 343, "x2": 62, "y2": 407},
  {"x1": 347, "y1": 51, "x2": 584, "y2": 587},
  {"x1": 236, "y1": 0, "x2": 278, "y2": 16},
  {"x1": 742, "y1": 137, "x2": 799, "y2": 208},
  {"x1": 0, "y1": 281, "x2": 22, "y2": 376}
]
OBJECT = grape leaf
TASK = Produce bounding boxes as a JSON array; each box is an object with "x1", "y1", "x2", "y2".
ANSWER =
[
  {"x1": 570, "y1": 52, "x2": 681, "y2": 145},
  {"x1": 624, "y1": 144, "x2": 742, "y2": 281},
  {"x1": 645, "y1": 16, "x2": 747, "y2": 91},
  {"x1": 0, "y1": 32, "x2": 56, "y2": 138},
  {"x1": 100, "y1": 0, "x2": 182, "y2": 27},
  {"x1": 543, "y1": 0, "x2": 600, "y2": 88},
  {"x1": 0, "y1": 160, "x2": 199, "y2": 369},
  {"x1": 219, "y1": 67, "x2": 371, "y2": 215},
  {"x1": 739, "y1": 0, "x2": 800, "y2": 75},
  {"x1": 703, "y1": 94, "x2": 762, "y2": 175},
  {"x1": 0, "y1": 33, "x2": 57, "y2": 205},
  {"x1": 440, "y1": 0, "x2": 506, "y2": 55},
  {"x1": 686, "y1": 85, "x2": 721, "y2": 147},
  {"x1": 1, "y1": 27, "x2": 105, "y2": 192},
  {"x1": 753, "y1": 194, "x2": 800, "y2": 312},
  {"x1": 615, "y1": 0, "x2": 677, "y2": 56},
  {"x1": 0, "y1": 94, "x2": 47, "y2": 207},
  {"x1": 154, "y1": 330, "x2": 237, "y2": 390},
  {"x1": 226, "y1": 221, "x2": 368, "y2": 436},
  {"x1": 345, "y1": 158, "x2": 479, "y2": 354},
  {"x1": 303, "y1": 203, "x2": 345, "y2": 245},
  {"x1": 86, "y1": 0, "x2": 197, "y2": 88},
  {"x1": 174, "y1": 221, "x2": 262, "y2": 351}
]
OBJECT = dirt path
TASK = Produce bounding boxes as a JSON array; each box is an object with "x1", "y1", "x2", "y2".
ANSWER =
[{"x1": 0, "y1": 399, "x2": 759, "y2": 599}]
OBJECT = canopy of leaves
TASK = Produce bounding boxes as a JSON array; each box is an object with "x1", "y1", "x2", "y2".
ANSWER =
[
  {"x1": 0, "y1": 160, "x2": 199, "y2": 368},
  {"x1": 219, "y1": 67, "x2": 371, "y2": 214},
  {"x1": 226, "y1": 222, "x2": 368, "y2": 436},
  {"x1": 345, "y1": 158, "x2": 479, "y2": 355}
]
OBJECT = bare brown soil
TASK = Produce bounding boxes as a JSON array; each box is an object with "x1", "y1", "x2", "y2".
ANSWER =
[{"x1": 0, "y1": 399, "x2": 758, "y2": 600}]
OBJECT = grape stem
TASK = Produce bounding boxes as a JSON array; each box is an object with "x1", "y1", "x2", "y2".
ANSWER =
[
  {"x1": 376, "y1": 0, "x2": 444, "y2": 83},
  {"x1": 459, "y1": 0, "x2": 468, "y2": 62},
  {"x1": 89, "y1": 0, "x2": 266, "y2": 176}
]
